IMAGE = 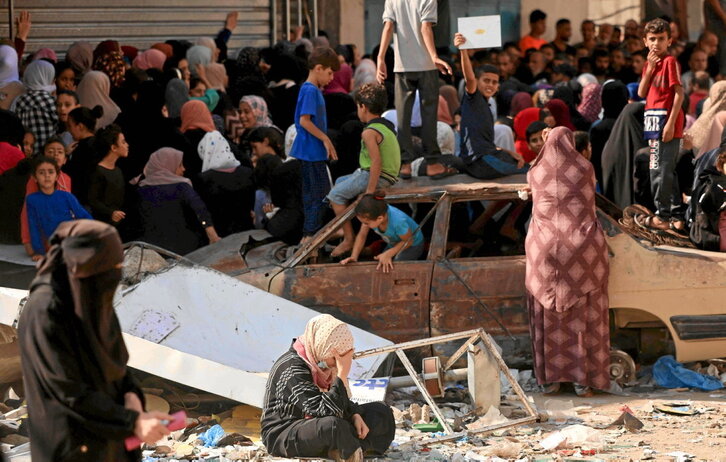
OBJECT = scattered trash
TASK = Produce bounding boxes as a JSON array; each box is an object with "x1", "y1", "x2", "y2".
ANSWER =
[
  {"x1": 666, "y1": 450, "x2": 695, "y2": 462},
  {"x1": 543, "y1": 399, "x2": 578, "y2": 424},
  {"x1": 609, "y1": 410, "x2": 644, "y2": 432},
  {"x1": 539, "y1": 425, "x2": 604, "y2": 451},
  {"x1": 653, "y1": 355, "x2": 725, "y2": 391},
  {"x1": 467, "y1": 405, "x2": 509, "y2": 430},
  {"x1": 654, "y1": 402, "x2": 697, "y2": 416},
  {"x1": 198, "y1": 424, "x2": 225, "y2": 447}
]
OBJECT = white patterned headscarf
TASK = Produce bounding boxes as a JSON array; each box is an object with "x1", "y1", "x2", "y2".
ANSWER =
[
  {"x1": 198, "y1": 130, "x2": 240, "y2": 172},
  {"x1": 301, "y1": 314, "x2": 354, "y2": 366}
]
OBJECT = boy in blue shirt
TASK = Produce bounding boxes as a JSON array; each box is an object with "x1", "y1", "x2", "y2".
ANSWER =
[{"x1": 290, "y1": 47, "x2": 340, "y2": 240}]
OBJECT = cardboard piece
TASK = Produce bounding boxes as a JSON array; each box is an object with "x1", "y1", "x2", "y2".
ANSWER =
[{"x1": 457, "y1": 16, "x2": 502, "y2": 49}]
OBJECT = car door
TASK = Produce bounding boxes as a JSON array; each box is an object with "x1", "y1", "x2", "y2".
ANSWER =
[
  {"x1": 268, "y1": 199, "x2": 436, "y2": 345},
  {"x1": 428, "y1": 197, "x2": 531, "y2": 365}
]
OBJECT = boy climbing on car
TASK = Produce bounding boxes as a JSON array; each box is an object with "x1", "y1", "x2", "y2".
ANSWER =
[{"x1": 327, "y1": 83, "x2": 400, "y2": 258}]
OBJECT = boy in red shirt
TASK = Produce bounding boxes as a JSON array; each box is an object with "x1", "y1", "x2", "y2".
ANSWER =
[{"x1": 637, "y1": 18, "x2": 685, "y2": 232}]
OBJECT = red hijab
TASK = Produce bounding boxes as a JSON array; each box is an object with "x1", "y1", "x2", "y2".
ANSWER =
[
  {"x1": 514, "y1": 107, "x2": 541, "y2": 163},
  {"x1": 545, "y1": 98, "x2": 576, "y2": 131}
]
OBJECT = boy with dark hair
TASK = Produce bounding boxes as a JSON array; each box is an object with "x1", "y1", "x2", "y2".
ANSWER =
[
  {"x1": 688, "y1": 71, "x2": 711, "y2": 116},
  {"x1": 327, "y1": 83, "x2": 400, "y2": 256},
  {"x1": 637, "y1": 17, "x2": 685, "y2": 232},
  {"x1": 573, "y1": 130, "x2": 591, "y2": 160},
  {"x1": 290, "y1": 46, "x2": 340, "y2": 240},
  {"x1": 631, "y1": 49, "x2": 647, "y2": 77},
  {"x1": 526, "y1": 121, "x2": 548, "y2": 158},
  {"x1": 455, "y1": 33, "x2": 525, "y2": 179},
  {"x1": 519, "y1": 9, "x2": 547, "y2": 52}
]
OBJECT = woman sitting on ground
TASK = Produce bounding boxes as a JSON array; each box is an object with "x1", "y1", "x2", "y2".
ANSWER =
[{"x1": 262, "y1": 314, "x2": 394, "y2": 462}]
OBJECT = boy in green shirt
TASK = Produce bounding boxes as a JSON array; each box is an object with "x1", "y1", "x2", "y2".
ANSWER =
[{"x1": 327, "y1": 83, "x2": 400, "y2": 257}]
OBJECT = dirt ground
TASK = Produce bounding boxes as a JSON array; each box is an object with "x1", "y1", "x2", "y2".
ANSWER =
[{"x1": 378, "y1": 389, "x2": 726, "y2": 461}]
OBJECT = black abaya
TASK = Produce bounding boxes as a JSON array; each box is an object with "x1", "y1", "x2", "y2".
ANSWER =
[
  {"x1": 19, "y1": 220, "x2": 143, "y2": 462},
  {"x1": 601, "y1": 102, "x2": 647, "y2": 209}
]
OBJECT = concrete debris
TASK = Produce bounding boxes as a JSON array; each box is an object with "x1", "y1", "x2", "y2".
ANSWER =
[{"x1": 121, "y1": 246, "x2": 169, "y2": 285}]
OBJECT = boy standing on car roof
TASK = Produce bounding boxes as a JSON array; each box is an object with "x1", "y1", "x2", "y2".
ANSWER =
[{"x1": 637, "y1": 17, "x2": 686, "y2": 233}]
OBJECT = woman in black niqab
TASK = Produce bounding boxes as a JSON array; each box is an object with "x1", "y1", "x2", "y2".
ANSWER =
[
  {"x1": 601, "y1": 102, "x2": 647, "y2": 209},
  {"x1": 19, "y1": 220, "x2": 171, "y2": 462},
  {"x1": 590, "y1": 81, "x2": 629, "y2": 186}
]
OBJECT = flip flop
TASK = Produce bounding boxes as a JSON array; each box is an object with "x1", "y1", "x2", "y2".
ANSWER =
[{"x1": 429, "y1": 168, "x2": 458, "y2": 180}]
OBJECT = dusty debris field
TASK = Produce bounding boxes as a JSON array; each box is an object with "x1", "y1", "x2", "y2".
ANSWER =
[
  {"x1": 134, "y1": 389, "x2": 726, "y2": 462},
  {"x1": 2, "y1": 384, "x2": 725, "y2": 461}
]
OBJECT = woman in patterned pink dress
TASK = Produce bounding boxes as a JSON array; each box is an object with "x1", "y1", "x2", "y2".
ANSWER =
[{"x1": 525, "y1": 126, "x2": 611, "y2": 395}]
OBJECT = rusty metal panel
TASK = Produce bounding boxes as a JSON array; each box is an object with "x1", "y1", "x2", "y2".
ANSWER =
[
  {"x1": 0, "y1": 0, "x2": 271, "y2": 54},
  {"x1": 269, "y1": 261, "x2": 434, "y2": 345}
]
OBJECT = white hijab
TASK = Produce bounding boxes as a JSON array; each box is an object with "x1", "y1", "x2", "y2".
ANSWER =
[
  {"x1": 0, "y1": 45, "x2": 20, "y2": 87},
  {"x1": 22, "y1": 60, "x2": 56, "y2": 93},
  {"x1": 198, "y1": 130, "x2": 240, "y2": 172}
]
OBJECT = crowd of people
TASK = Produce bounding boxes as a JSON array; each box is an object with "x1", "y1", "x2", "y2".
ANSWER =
[
  {"x1": 1, "y1": 6, "x2": 726, "y2": 261},
  {"x1": 9, "y1": 1, "x2": 726, "y2": 461}
]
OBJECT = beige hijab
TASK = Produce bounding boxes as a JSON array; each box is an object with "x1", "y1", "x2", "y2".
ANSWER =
[
  {"x1": 76, "y1": 71, "x2": 121, "y2": 129},
  {"x1": 688, "y1": 81, "x2": 726, "y2": 157},
  {"x1": 293, "y1": 314, "x2": 354, "y2": 391}
]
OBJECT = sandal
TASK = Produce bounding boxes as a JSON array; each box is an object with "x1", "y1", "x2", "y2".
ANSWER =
[
  {"x1": 543, "y1": 382, "x2": 561, "y2": 394},
  {"x1": 670, "y1": 219, "x2": 688, "y2": 236},
  {"x1": 430, "y1": 167, "x2": 459, "y2": 180},
  {"x1": 634, "y1": 214, "x2": 670, "y2": 231}
]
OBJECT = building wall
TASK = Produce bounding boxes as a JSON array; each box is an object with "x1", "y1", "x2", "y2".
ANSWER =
[{"x1": 1, "y1": 0, "x2": 272, "y2": 55}]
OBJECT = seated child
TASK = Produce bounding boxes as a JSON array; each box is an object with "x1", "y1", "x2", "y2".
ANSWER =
[
  {"x1": 22, "y1": 137, "x2": 73, "y2": 258},
  {"x1": 341, "y1": 191, "x2": 423, "y2": 273},
  {"x1": 574, "y1": 131, "x2": 591, "y2": 161},
  {"x1": 328, "y1": 83, "x2": 400, "y2": 257},
  {"x1": 25, "y1": 157, "x2": 91, "y2": 259},
  {"x1": 526, "y1": 121, "x2": 548, "y2": 159}
]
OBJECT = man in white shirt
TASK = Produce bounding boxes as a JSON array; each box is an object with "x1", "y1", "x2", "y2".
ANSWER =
[{"x1": 376, "y1": 0, "x2": 453, "y2": 179}]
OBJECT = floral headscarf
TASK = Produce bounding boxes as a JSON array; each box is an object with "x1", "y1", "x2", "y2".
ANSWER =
[
  {"x1": 578, "y1": 83, "x2": 602, "y2": 123},
  {"x1": 93, "y1": 51, "x2": 126, "y2": 88}
]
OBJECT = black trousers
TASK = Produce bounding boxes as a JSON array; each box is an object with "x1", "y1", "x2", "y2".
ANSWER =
[{"x1": 268, "y1": 402, "x2": 395, "y2": 459}]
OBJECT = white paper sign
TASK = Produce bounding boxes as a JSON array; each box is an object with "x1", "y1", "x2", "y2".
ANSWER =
[
  {"x1": 129, "y1": 310, "x2": 180, "y2": 343},
  {"x1": 458, "y1": 16, "x2": 502, "y2": 49},
  {"x1": 350, "y1": 377, "x2": 390, "y2": 404}
]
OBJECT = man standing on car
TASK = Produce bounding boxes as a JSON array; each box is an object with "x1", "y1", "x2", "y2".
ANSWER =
[{"x1": 376, "y1": 0, "x2": 453, "y2": 179}]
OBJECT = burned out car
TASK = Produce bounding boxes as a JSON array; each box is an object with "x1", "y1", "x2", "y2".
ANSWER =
[{"x1": 187, "y1": 174, "x2": 726, "y2": 374}]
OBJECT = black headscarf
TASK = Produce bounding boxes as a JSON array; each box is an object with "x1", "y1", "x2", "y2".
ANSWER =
[
  {"x1": 0, "y1": 109, "x2": 25, "y2": 148},
  {"x1": 590, "y1": 80, "x2": 629, "y2": 186},
  {"x1": 601, "y1": 102, "x2": 646, "y2": 208},
  {"x1": 601, "y1": 80, "x2": 629, "y2": 120},
  {"x1": 19, "y1": 221, "x2": 142, "y2": 462},
  {"x1": 254, "y1": 153, "x2": 283, "y2": 190},
  {"x1": 35, "y1": 219, "x2": 128, "y2": 382},
  {"x1": 552, "y1": 86, "x2": 590, "y2": 131}
]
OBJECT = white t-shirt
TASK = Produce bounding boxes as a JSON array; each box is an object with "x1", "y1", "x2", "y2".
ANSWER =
[{"x1": 382, "y1": 0, "x2": 437, "y2": 73}]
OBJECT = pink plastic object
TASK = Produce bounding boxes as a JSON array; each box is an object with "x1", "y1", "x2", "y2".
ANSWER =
[{"x1": 124, "y1": 410, "x2": 187, "y2": 451}]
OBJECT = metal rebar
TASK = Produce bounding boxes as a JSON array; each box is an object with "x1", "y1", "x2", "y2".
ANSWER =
[
  {"x1": 353, "y1": 329, "x2": 482, "y2": 359},
  {"x1": 285, "y1": 0, "x2": 290, "y2": 42},
  {"x1": 312, "y1": 0, "x2": 317, "y2": 37},
  {"x1": 7, "y1": 0, "x2": 14, "y2": 41}
]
